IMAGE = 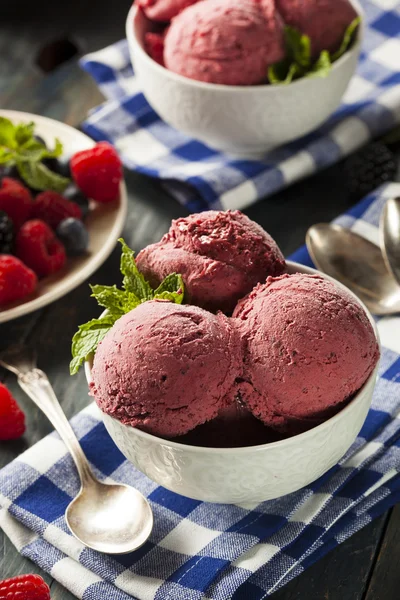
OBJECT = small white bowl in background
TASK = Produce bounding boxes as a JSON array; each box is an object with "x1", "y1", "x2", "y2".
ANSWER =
[
  {"x1": 85, "y1": 261, "x2": 379, "y2": 504},
  {"x1": 126, "y1": 5, "x2": 362, "y2": 156}
]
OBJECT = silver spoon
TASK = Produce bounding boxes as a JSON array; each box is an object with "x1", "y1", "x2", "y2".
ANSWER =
[
  {"x1": 380, "y1": 197, "x2": 400, "y2": 286},
  {"x1": 0, "y1": 346, "x2": 153, "y2": 554},
  {"x1": 306, "y1": 223, "x2": 400, "y2": 315}
]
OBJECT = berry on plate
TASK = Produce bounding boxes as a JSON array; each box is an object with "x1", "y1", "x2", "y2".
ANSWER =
[
  {"x1": 0, "y1": 383, "x2": 26, "y2": 440},
  {"x1": 0, "y1": 573, "x2": 50, "y2": 599},
  {"x1": 43, "y1": 155, "x2": 71, "y2": 179},
  {"x1": 16, "y1": 220, "x2": 66, "y2": 278},
  {"x1": 63, "y1": 184, "x2": 90, "y2": 219},
  {"x1": 0, "y1": 164, "x2": 20, "y2": 181},
  {"x1": 0, "y1": 211, "x2": 14, "y2": 254},
  {"x1": 0, "y1": 178, "x2": 32, "y2": 230},
  {"x1": 56, "y1": 218, "x2": 89, "y2": 256},
  {"x1": 0, "y1": 255, "x2": 37, "y2": 306},
  {"x1": 33, "y1": 191, "x2": 82, "y2": 229},
  {"x1": 70, "y1": 142, "x2": 122, "y2": 204},
  {"x1": 344, "y1": 141, "x2": 398, "y2": 200}
]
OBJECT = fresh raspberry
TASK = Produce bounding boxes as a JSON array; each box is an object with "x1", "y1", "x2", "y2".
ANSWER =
[
  {"x1": 0, "y1": 383, "x2": 26, "y2": 440},
  {"x1": 0, "y1": 574, "x2": 50, "y2": 599},
  {"x1": 0, "y1": 178, "x2": 32, "y2": 230},
  {"x1": 145, "y1": 32, "x2": 165, "y2": 65},
  {"x1": 70, "y1": 142, "x2": 122, "y2": 204},
  {"x1": 0, "y1": 255, "x2": 37, "y2": 307},
  {"x1": 16, "y1": 220, "x2": 66, "y2": 278},
  {"x1": 33, "y1": 191, "x2": 82, "y2": 229}
]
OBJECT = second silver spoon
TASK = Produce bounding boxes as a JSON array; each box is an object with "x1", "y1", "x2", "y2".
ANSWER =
[
  {"x1": 306, "y1": 223, "x2": 400, "y2": 315},
  {"x1": 380, "y1": 196, "x2": 400, "y2": 286}
]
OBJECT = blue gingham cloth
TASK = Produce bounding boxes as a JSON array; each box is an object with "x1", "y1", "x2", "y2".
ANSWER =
[
  {"x1": 1, "y1": 183, "x2": 400, "y2": 599},
  {"x1": 80, "y1": 0, "x2": 400, "y2": 213}
]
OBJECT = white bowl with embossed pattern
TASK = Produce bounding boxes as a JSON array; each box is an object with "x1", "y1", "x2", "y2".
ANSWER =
[
  {"x1": 125, "y1": 4, "x2": 362, "y2": 155},
  {"x1": 85, "y1": 262, "x2": 379, "y2": 504}
]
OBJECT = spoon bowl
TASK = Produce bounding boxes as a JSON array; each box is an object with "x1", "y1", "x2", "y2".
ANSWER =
[
  {"x1": 306, "y1": 223, "x2": 400, "y2": 315},
  {"x1": 66, "y1": 477, "x2": 153, "y2": 554},
  {"x1": 380, "y1": 197, "x2": 400, "y2": 286}
]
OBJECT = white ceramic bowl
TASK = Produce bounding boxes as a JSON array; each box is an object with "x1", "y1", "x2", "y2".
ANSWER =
[
  {"x1": 126, "y1": 5, "x2": 362, "y2": 155},
  {"x1": 85, "y1": 261, "x2": 379, "y2": 504}
]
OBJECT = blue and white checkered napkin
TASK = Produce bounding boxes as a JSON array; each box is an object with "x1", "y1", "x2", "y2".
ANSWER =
[
  {"x1": 1, "y1": 183, "x2": 400, "y2": 600},
  {"x1": 80, "y1": 0, "x2": 400, "y2": 213}
]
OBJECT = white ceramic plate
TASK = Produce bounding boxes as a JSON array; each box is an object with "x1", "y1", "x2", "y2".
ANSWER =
[{"x1": 0, "y1": 109, "x2": 128, "y2": 323}]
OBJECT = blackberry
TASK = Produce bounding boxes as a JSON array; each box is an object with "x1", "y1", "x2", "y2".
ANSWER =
[
  {"x1": 42, "y1": 156, "x2": 71, "y2": 178},
  {"x1": 344, "y1": 141, "x2": 398, "y2": 201},
  {"x1": 0, "y1": 211, "x2": 14, "y2": 254}
]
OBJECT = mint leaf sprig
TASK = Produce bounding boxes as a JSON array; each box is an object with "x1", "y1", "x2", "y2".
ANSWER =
[
  {"x1": 269, "y1": 17, "x2": 361, "y2": 85},
  {"x1": 70, "y1": 239, "x2": 184, "y2": 375},
  {"x1": 0, "y1": 117, "x2": 71, "y2": 192}
]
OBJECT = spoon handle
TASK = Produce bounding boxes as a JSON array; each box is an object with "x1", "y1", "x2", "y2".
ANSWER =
[{"x1": 18, "y1": 368, "x2": 93, "y2": 485}]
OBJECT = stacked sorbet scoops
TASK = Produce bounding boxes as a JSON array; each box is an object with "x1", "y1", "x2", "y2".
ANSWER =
[
  {"x1": 138, "y1": 0, "x2": 359, "y2": 85},
  {"x1": 89, "y1": 211, "x2": 380, "y2": 448}
]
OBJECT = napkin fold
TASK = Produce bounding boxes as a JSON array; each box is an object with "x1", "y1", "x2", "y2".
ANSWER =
[
  {"x1": 1, "y1": 183, "x2": 400, "y2": 600},
  {"x1": 80, "y1": 0, "x2": 400, "y2": 212}
]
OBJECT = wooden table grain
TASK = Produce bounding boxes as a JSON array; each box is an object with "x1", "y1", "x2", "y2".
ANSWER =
[{"x1": 0, "y1": 1, "x2": 399, "y2": 598}]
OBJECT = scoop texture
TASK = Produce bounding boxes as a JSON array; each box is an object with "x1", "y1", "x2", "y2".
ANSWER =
[{"x1": 136, "y1": 210, "x2": 286, "y2": 315}]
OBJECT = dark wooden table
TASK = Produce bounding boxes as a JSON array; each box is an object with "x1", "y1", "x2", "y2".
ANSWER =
[{"x1": 1, "y1": 1, "x2": 400, "y2": 598}]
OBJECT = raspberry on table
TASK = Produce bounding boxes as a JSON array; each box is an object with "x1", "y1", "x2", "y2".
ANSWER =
[
  {"x1": 16, "y1": 220, "x2": 66, "y2": 278},
  {"x1": 0, "y1": 573, "x2": 50, "y2": 599},
  {"x1": 33, "y1": 191, "x2": 82, "y2": 229},
  {"x1": 70, "y1": 141, "x2": 122, "y2": 204},
  {"x1": 0, "y1": 211, "x2": 14, "y2": 254},
  {"x1": 0, "y1": 383, "x2": 26, "y2": 440},
  {"x1": 0, "y1": 255, "x2": 37, "y2": 307},
  {"x1": 0, "y1": 178, "x2": 32, "y2": 230}
]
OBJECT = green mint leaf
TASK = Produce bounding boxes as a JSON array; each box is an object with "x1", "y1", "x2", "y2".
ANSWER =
[
  {"x1": 70, "y1": 315, "x2": 118, "y2": 375},
  {"x1": 71, "y1": 239, "x2": 186, "y2": 373},
  {"x1": 90, "y1": 284, "x2": 141, "y2": 315},
  {"x1": 332, "y1": 17, "x2": 361, "y2": 62},
  {"x1": 154, "y1": 273, "x2": 185, "y2": 296},
  {"x1": 14, "y1": 122, "x2": 35, "y2": 147},
  {"x1": 18, "y1": 138, "x2": 64, "y2": 162},
  {"x1": 154, "y1": 273, "x2": 184, "y2": 303},
  {"x1": 284, "y1": 26, "x2": 311, "y2": 67},
  {"x1": 0, "y1": 117, "x2": 17, "y2": 148},
  {"x1": 0, "y1": 148, "x2": 15, "y2": 164},
  {"x1": 16, "y1": 158, "x2": 70, "y2": 192},
  {"x1": 50, "y1": 138, "x2": 63, "y2": 157},
  {"x1": 268, "y1": 61, "x2": 302, "y2": 84},
  {"x1": 307, "y1": 50, "x2": 332, "y2": 79},
  {"x1": 119, "y1": 238, "x2": 153, "y2": 301},
  {"x1": 154, "y1": 290, "x2": 185, "y2": 304}
]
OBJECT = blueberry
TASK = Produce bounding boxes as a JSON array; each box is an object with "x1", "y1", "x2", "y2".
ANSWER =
[
  {"x1": 56, "y1": 218, "x2": 89, "y2": 256},
  {"x1": 63, "y1": 184, "x2": 89, "y2": 219}
]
